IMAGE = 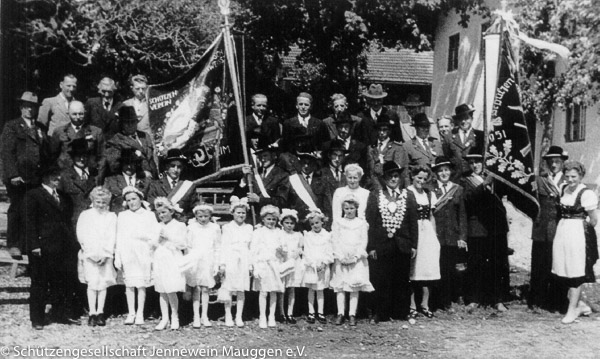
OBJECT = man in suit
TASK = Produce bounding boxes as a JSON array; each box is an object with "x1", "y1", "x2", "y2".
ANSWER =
[
  {"x1": 1, "y1": 92, "x2": 52, "y2": 258},
  {"x1": 319, "y1": 139, "x2": 347, "y2": 218},
  {"x1": 331, "y1": 111, "x2": 369, "y2": 172},
  {"x1": 365, "y1": 161, "x2": 418, "y2": 322},
  {"x1": 289, "y1": 152, "x2": 332, "y2": 230},
  {"x1": 529, "y1": 146, "x2": 568, "y2": 312},
  {"x1": 444, "y1": 104, "x2": 484, "y2": 179},
  {"x1": 430, "y1": 156, "x2": 468, "y2": 310},
  {"x1": 103, "y1": 106, "x2": 157, "y2": 179},
  {"x1": 245, "y1": 93, "x2": 281, "y2": 147},
  {"x1": 356, "y1": 84, "x2": 402, "y2": 146},
  {"x1": 281, "y1": 92, "x2": 328, "y2": 152},
  {"x1": 24, "y1": 166, "x2": 81, "y2": 329},
  {"x1": 237, "y1": 139, "x2": 290, "y2": 223},
  {"x1": 122, "y1": 74, "x2": 151, "y2": 136},
  {"x1": 404, "y1": 113, "x2": 443, "y2": 168},
  {"x1": 85, "y1": 77, "x2": 122, "y2": 138},
  {"x1": 322, "y1": 93, "x2": 361, "y2": 140},
  {"x1": 51, "y1": 101, "x2": 105, "y2": 183},
  {"x1": 38, "y1": 74, "x2": 78, "y2": 136},
  {"x1": 58, "y1": 138, "x2": 97, "y2": 228},
  {"x1": 104, "y1": 148, "x2": 151, "y2": 214},
  {"x1": 368, "y1": 114, "x2": 409, "y2": 188},
  {"x1": 461, "y1": 148, "x2": 510, "y2": 312},
  {"x1": 146, "y1": 149, "x2": 197, "y2": 218}
]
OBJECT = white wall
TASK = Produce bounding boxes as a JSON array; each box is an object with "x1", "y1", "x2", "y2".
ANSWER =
[
  {"x1": 431, "y1": 7, "x2": 491, "y2": 129},
  {"x1": 552, "y1": 103, "x2": 600, "y2": 188}
]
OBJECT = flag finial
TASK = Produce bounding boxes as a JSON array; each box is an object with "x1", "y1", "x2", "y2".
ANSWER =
[{"x1": 218, "y1": 0, "x2": 231, "y2": 16}]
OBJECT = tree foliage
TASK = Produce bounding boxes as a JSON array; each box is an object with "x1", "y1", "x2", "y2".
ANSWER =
[
  {"x1": 515, "y1": 0, "x2": 600, "y2": 122},
  {"x1": 6, "y1": 0, "x2": 222, "y2": 98}
]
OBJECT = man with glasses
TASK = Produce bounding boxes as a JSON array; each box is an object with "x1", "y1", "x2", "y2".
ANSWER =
[{"x1": 51, "y1": 101, "x2": 105, "y2": 183}]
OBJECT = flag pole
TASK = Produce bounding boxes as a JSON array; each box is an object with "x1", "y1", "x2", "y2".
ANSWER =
[{"x1": 219, "y1": 0, "x2": 256, "y2": 224}]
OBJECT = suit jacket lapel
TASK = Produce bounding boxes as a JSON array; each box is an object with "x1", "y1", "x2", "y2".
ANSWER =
[
  {"x1": 413, "y1": 138, "x2": 430, "y2": 157},
  {"x1": 20, "y1": 120, "x2": 40, "y2": 144},
  {"x1": 40, "y1": 188, "x2": 62, "y2": 210}
]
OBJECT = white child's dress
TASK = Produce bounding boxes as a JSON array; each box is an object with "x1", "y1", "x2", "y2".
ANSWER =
[
  {"x1": 331, "y1": 186, "x2": 370, "y2": 221},
  {"x1": 330, "y1": 217, "x2": 374, "y2": 293},
  {"x1": 115, "y1": 208, "x2": 160, "y2": 288},
  {"x1": 301, "y1": 229, "x2": 334, "y2": 290},
  {"x1": 153, "y1": 219, "x2": 187, "y2": 293},
  {"x1": 280, "y1": 231, "x2": 304, "y2": 288},
  {"x1": 409, "y1": 186, "x2": 441, "y2": 281},
  {"x1": 251, "y1": 226, "x2": 285, "y2": 293},
  {"x1": 182, "y1": 220, "x2": 221, "y2": 288},
  {"x1": 219, "y1": 221, "x2": 254, "y2": 292},
  {"x1": 76, "y1": 208, "x2": 118, "y2": 291}
]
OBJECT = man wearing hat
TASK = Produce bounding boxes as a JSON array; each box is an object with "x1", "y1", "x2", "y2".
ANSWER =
[
  {"x1": 58, "y1": 138, "x2": 97, "y2": 227},
  {"x1": 103, "y1": 106, "x2": 157, "y2": 179},
  {"x1": 528, "y1": 146, "x2": 568, "y2": 312},
  {"x1": 1, "y1": 91, "x2": 52, "y2": 258},
  {"x1": 122, "y1": 74, "x2": 151, "y2": 136},
  {"x1": 38, "y1": 74, "x2": 78, "y2": 136},
  {"x1": 460, "y1": 146, "x2": 510, "y2": 312},
  {"x1": 446, "y1": 103, "x2": 484, "y2": 178},
  {"x1": 24, "y1": 165, "x2": 81, "y2": 329},
  {"x1": 367, "y1": 114, "x2": 409, "y2": 187},
  {"x1": 85, "y1": 77, "x2": 122, "y2": 139},
  {"x1": 403, "y1": 113, "x2": 443, "y2": 167},
  {"x1": 282, "y1": 92, "x2": 328, "y2": 153},
  {"x1": 365, "y1": 161, "x2": 418, "y2": 322},
  {"x1": 289, "y1": 152, "x2": 332, "y2": 230},
  {"x1": 237, "y1": 138, "x2": 290, "y2": 223},
  {"x1": 430, "y1": 156, "x2": 468, "y2": 310},
  {"x1": 104, "y1": 148, "x2": 151, "y2": 214},
  {"x1": 146, "y1": 148, "x2": 197, "y2": 217},
  {"x1": 324, "y1": 111, "x2": 369, "y2": 175},
  {"x1": 356, "y1": 84, "x2": 402, "y2": 146},
  {"x1": 51, "y1": 100, "x2": 105, "y2": 183},
  {"x1": 245, "y1": 93, "x2": 281, "y2": 147}
]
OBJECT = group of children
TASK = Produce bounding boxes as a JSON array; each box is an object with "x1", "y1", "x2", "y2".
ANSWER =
[{"x1": 76, "y1": 185, "x2": 373, "y2": 330}]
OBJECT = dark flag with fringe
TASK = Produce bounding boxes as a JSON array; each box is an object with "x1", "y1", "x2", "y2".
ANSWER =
[{"x1": 485, "y1": 29, "x2": 539, "y2": 219}]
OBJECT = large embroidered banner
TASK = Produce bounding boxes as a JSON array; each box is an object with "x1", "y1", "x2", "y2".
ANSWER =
[{"x1": 485, "y1": 29, "x2": 539, "y2": 219}]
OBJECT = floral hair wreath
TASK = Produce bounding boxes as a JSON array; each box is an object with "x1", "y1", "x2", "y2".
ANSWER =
[
  {"x1": 193, "y1": 203, "x2": 214, "y2": 215},
  {"x1": 279, "y1": 208, "x2": 299, "y2": 224},
  {"x1": 229, "y1": 195, "x2": 250, "y2": 213},
  {"x1": 154, "y1": 197, "x2": 183, "y2": 213},
  {"x1": 122, "y1": 185, "x2": 144, "y2": 199},
  {"x1": 260, "y1": 204, "x2": 281, "y2": 218},
  {"x1": 305, "y1": 208, "x2": 328, "y2": 222}
]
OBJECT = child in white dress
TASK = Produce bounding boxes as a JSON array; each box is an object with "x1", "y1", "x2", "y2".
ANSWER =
[
  {"x1": 278, "y1": 209, "x2": 304, "y2": 324},
  {"x1": 76, "y1": 187, "x2": 117, "y2": 327},
  {"x1": 152, "y1": 198, "x2": 187, "y2": 330},
  {"x1": 182, "y1": 204, "x2": 220, "y2": 328},
  {"x1": 218, "y1": 196, "x2": 253, "y2": 327},
  {"x1": 330, "y1": 194, "x2": 373, "y2": 326},
  {"x1": 302, "y1": 209, "x2": 333, "y2": 325},
  {"x1": 251, "y1": 205, "x2": 285, "y2": 329},
  {"x1": 115, "y1": 186, "x2": 160, "y2": 325}
]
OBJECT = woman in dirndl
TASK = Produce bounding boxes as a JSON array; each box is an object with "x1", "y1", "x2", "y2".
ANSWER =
[{"x1": 552, "y1": 160, "x2": 598, "y2": 324}]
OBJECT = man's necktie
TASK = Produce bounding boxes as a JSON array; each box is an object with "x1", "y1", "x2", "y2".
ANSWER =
[
  {"x1": 171, "y1": 179, "x2": 178, "y2": 189},
  {"x1": 261, "y1": 168, "x2": 267, "y2": 179},
  {"x1": 129, "y1": 176, "x2": 134, "y2": 186},
  {"x1": 442, "y1": 183, "x2": 448, "y2": 194},
  {"x1": 52, "y1": 190, "x2": 60, "y2": 204},
  {"x1": 305, "y1": 174, "x2": 311, "y2": 183},
  {"x1": 423, "y1": 139, "x2": 432, "y2": 156},
  {"x1": 104, "y1": 101, "x2": 110, "y2": 111},
  {"x1": 81, "y1": 171, "x2": 88, "y2": 180},
  {"x1": 75, "y1": 126, "x2": 81, "y2": 132}
]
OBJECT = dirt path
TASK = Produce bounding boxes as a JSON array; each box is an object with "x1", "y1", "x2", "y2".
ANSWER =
[{"x1": 1, "y1": 266, "x2": 599, "y2": 359}]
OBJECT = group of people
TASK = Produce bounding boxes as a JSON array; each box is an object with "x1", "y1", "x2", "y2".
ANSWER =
[{"x1": 1, "y1": 74, "x2": 597, "y2": 330}]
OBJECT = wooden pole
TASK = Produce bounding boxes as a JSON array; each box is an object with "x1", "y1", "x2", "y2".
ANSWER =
[{"x1": 219, "y1": 0, "x2": 256, "y2": 224}]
